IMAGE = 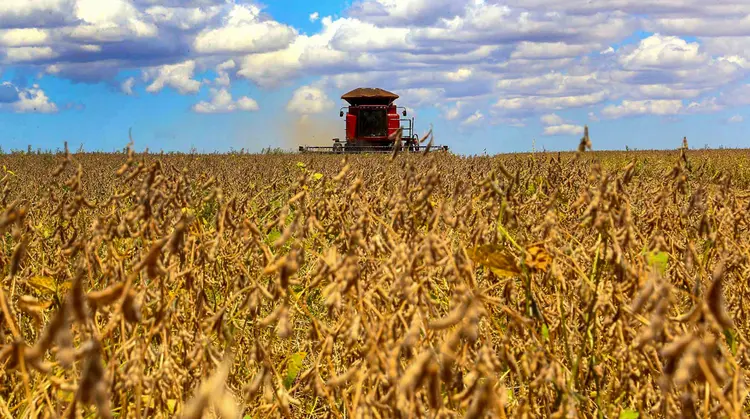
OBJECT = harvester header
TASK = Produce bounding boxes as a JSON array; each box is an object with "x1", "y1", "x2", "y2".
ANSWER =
[{"x1": 298, "y1": 87, "x2": 448, "y2": 154}]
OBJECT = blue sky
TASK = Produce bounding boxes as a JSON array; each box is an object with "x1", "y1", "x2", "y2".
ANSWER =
[{"x1": 1, "y1": 0, "x2": 750, "y2": 155}]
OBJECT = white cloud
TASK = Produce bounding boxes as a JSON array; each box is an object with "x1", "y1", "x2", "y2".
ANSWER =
[
  {"x1": 214, "y1": 59, "x2": 235, "y2": 87},
  {"x1": 395, "y1": 87, "x2": 445, "y2": 107},
  {"x1": 461, "y1": 110, "x2": 484, "y2": 126},
  {"x1": 0, "y1": 29, "x2": 49, "y2": 47},
  {"x1": 633, "y1": 85, "x2": 705, "y2": 100},
  {"x1": 601, "y1": 99, "x2": 684, "y2": 118},
  {"x1": 12, "y1": 84, "x2": 58, "y2": 113},
  {"x1": 727, "y1": 114, "x2": 743, "y2": 123},
  {"x1": 494, "y1": 92, "x2": 608, "y2": 112},
  {"x1": 543, "y1": 124, "x2": 584, "y2": 136},
  {"x1": 121, "y1": 77, "x2": 135, "y2": 95},
  {"x1": 540, "y1": 113, "x2": 564, "y2": 125},
  {"x1": 286, "y1": 85, "x2": 334, "y2": 114},
  {"x1": 329, "y1": 19, "x2": 411, "y2": 52},
  {"x1": 540, "y1": 112, "x2": 583, "y2": 136},
  {"x1": 193, "y1": 4, "x2": 296, "y2": 54},
  {"x1": 496, "y1": 72, "x2": 607, "y2": 99},
  {"x1": 143, "y1": 60, "x2": 202, "y2": 95},
  {"x1": 215, "y1": 72, "x2": 230, "y2": 87},
  {"x1": 717, "y1": 83, "x2": 750, "y2": 107},
  {"x1": 0, "y1": 0, "x2": 77, "y2": 29},
  {"x1": 145, "y1": 5, "x2": 222, "y2": 31},
  {"x1": 444, "y1": 101, "x2": 465, "y2": 120},
  {"x1": 685, "y1": 97, "x2": 722, "y2": 113},
  {"x1": 349, "y1": 0, "x2": 465, "y2": 25},
  {"x1": 217, "y1": 59, "x2": 235, "y2": 72},
  {"x1": 4, "y1": 46, "x2": 58, "y2": 62},
  {"x1": 649, "y1": 15, "x2": 750, "y2": 37},
  {"x1": 192, "y1": 88, "x2": 259, "y2": 113},
  {"x1": 618, "y1": 34, "x2": 708, "y2": 70},
  {"x1": 69, "y1": 0, "x2": 158, "y2": 42},
  {"x1": 701, "y1": 37, "x2": 750, "y2": 60},
  {"x1": 1, "y1": 0, "x2": 750, "y2": 125},
  {"x1": 511, "y1": 42, "x2": 601, "y2": 60},
  {"x1": 236, "y1": 15, "x2": 397, "y2": 88}
]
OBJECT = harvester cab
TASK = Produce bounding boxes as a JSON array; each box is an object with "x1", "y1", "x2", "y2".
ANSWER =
[{"x1": 298, "y1": 87, "x2": 449, "y2": 154}]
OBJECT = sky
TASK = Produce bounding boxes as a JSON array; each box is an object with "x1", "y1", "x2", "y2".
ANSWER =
[{"x1": 1, "y1": 0, "x2": 750, "y2": 155}]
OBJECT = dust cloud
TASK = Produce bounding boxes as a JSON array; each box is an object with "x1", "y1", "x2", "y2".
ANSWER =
[{"x1": 276, "y1": 113, "x2": 344, "y2": 150}]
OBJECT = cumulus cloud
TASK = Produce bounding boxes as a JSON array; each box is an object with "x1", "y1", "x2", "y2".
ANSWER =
[
  {"x1": 4, "y1": 46, "x2": 58, "y2": 63},
  {"x1": 145, "y1": 5, "x2": 223, "y2": 31},
  {"x1": 348, "y1": 0, "x2": 465, "y2": 26},
  {"x1": 286, "y1": 85, "x2": 334, "y2": 114},
  {"x1": 494, "y1": 92, "x2": 608, "y2": 113},
  {"x1": 540, "y1": 113, "x2": 564, "y2": 125},
  {"x1": 540, "y1": 113, "x2": 583, "y2": 136},
  {"x1": 511, "y1": 42, "x2": 601, "y2": 60},
  {"x1": 443, "y1": 101, "x2": 465, "y2": 120},
  {"x1": 193, "y1": 4, "x2": 296, "y2": 54},
  {"x1": 121, "y1": 77, "x2": 136, "y2": 95},
  {"x1": 70, "y1": 0, "x2": 158, "y2": 42},
  {"x1": 602, "y1": 99, "x2": 684, "y2": 118},
  {"x1": 0, "y1": 29, "x2": 50, "y2": 47},
  {"x1": 618, "y1": 34, "x2": 708, "y2": 70},
  {"x1": 143, "y1": 60, "x2": 202, "y2": 95},
  {"x1": 395, "y1": 87, "x2": 445, "y2": 108},
  {"x1": 462, "y1": 110, "x2": 483, "y2": 126},
  {"x1": 543, "y1": 124, "x2": 584, "y2": 135},
  {"x1": 0, "y1": 0, "x2": 78, "y2": 29},
  {"x1": 0, "y1": 83, "x2": 59, "y2": 113},
  {"x1": 192, "y1": 88, "x2": 259, "y2": 113},
  {"x1": 214, "y1": 59, "x2": 235, "y2": 87},
  {"x1": 1, "y1": 0, "x2": 750, "y2": 126},
  {"x1": 727, "y1": 114, "x2": 744, "y2": 123}
]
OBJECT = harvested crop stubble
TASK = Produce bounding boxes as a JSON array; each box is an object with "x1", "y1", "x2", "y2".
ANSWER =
[{"x1": 0, "y1": 141, "x2": 749, "y2": 418}]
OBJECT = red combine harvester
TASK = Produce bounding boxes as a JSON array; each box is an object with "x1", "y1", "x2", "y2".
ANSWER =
[{"x1": 298, "y1": 87, "x2": 449, "y2": 154}]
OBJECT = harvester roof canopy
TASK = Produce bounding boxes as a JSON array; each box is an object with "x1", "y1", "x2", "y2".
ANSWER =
[{"x1": 341, "y1": 87, "x2": 399, "y2": 105}]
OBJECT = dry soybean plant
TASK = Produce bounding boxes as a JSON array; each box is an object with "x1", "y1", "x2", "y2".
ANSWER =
[{"x1": 0, "y1": 140, "x2": 748, "y2": 418}]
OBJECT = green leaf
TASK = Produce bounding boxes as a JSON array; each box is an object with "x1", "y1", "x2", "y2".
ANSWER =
[
  {"x1": 312, "y1": 172, "x2": 324, "y2": 181},
  {"x1": 541, "y1": 324, "x2": 549, "y2": 341},
  {"x1": 619, "y1": 409, "x2": 639, "y2": 419},
  {"x1": 283, "y1": 352, "x2": 307, "y2": 389},
  {"x1": 724, "y1": 329, "x2": 738, "y2": 356},
  {"x1": 267, "y1": 229, "x2": 281, "y2": 244},
  {"x1": 644, "y1": 250, "x2": 669, "y2": 275}
]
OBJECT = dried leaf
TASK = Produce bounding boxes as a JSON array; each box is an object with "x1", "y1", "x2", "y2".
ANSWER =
[
  {"x1": 467, "y1": 244, "x2": 521, "y2": 277},
  {"x1": 525, "y1": 243, "x2": 551, "y2": 272},
  {"x1": 26, "y1": 276, "x2": 56, "y2": 295}
]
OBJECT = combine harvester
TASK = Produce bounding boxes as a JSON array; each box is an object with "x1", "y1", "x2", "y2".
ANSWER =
[{"x1": 298, "y1": 87, "x2": 449, "y2": 154}]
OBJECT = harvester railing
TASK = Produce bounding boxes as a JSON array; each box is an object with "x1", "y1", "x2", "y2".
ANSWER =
[{"x1": 400, "y1": 117, "x2": 415, "y2": 139}]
